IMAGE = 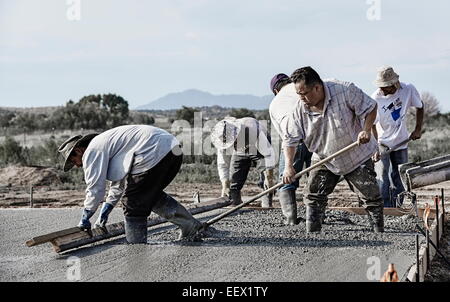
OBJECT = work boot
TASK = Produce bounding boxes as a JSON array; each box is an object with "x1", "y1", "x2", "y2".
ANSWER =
[
  {"x1": 260, "y1": 192, "x2": 273, "y2": 208},
  {"x1": 278, "y1": 189, "x2": 297, "y2": 225},
  {"x1": 366, "y1": 206, "x2": 384, "y2": 233},
  {"x1": 124, "y1": 216, "x2": 148, "y2": 244},
  {"x1": 229, "y1": 189, "x2": 242, "y2": 206},
  {"x1": 306, "y1": 205, "x2": 323, "y2": 233},
  {"x1": 152, "y1": 194, "x2": 204, "y2": 241}
]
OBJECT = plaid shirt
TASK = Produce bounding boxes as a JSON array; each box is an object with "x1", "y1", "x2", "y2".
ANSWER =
[{"x1": 281, "y1": 79, "x2": 378, "y2": 175}]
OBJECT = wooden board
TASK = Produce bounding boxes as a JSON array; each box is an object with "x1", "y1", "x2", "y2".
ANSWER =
[
  {"x1": 26, "y1": 227, "x2": 84, "y2": 247},
  {"x1": 26, "y1": 197, "x2": 230, "y2": 253}
]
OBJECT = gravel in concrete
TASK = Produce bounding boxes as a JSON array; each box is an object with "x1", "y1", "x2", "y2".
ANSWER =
[{"x1": 0, "y1": 206, "x2": 424, "y2": 282}]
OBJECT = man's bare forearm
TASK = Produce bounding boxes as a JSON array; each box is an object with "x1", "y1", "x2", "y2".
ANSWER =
[
  {"x1": 364, "y1": 104, "x2": 377, "y2": 132},
  {"x1": 415, "y1": 106, "x2": 424, "y2": 132},
  {"x1": 283, "y1": 146, "x2": 296, "y2": 169},
  {"x1": 372, "y1": 125, "x2": 378, "y2": 141}
]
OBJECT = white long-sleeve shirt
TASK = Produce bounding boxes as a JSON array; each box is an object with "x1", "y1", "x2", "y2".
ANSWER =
[
  {"x1": 82, "y1": 125, "x2": 179, "y2": 211},
  {"x1": 217, "y1": 117, "x2": 276, "y2": 181},
  {"x1": 269, "y1": 83, "x2": 300, "y2": 138}
]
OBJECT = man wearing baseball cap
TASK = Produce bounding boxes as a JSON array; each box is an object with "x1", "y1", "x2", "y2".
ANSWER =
[
  {"x1": 58, "y1": 124, "x2": 204, "y2": 243},
  {"x1": 371, "y1": 66, "x2": 424, "y2": 207},
  {"x1": 211, "y1": 117, "x2": 276, "y2": 207},
  {"x1": 269, "y1": 73, "x2": 312, "y2": 225}
]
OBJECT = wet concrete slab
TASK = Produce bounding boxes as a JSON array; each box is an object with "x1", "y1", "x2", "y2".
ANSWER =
[{"x1": 0, "y1": 207, "x2": 420, "y2": 282}]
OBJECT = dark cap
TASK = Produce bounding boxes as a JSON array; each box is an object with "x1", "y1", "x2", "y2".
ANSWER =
[{"x1": 270, "y1": 73, "x2": 290, "y2": 94}]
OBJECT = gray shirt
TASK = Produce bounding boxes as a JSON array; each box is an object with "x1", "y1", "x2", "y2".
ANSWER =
[
  {"x1": 281, "y1": 79, "x2": 377, "y2": 175},
  {"x1": 82, "y1": 125, "x2": 179, "y2": 211}
]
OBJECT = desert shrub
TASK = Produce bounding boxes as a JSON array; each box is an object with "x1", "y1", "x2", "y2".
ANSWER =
[{"x1": 0, "y1": 137, "x2": 27, "y2": 166}]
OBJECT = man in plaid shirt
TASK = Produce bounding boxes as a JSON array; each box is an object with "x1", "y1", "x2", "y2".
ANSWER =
[{"x1": 281, "y1": 66, "x2": 384, "y2": 233}]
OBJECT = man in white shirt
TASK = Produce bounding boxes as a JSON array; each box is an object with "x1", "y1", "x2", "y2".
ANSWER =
[
  {"x1": 211, "y1": 117, "x2": 276, "y2": 207},
  {"x1": 58, "y1": 125, "x2": 204, "y2": 243},
  {"x1": 269, "y1": 73, "x2": 312, "y2": 225},
  {"x1": 371, "y1": 66, "x2": 424, "y2": 207}
]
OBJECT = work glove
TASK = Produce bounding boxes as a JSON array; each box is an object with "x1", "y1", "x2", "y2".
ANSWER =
[
  {"x1": 221, "y1": 179, "x2": 230, "y2": 197},
  {"x1": 94, "y1": 203, "x2": 114, "y2": 228},
  {"x1": 77, "y1": 208, "x2": 95, "y2": 230}
]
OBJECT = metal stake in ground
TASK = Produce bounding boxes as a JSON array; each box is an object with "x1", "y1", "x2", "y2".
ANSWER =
[
  {"x1": 204, "y1": 141, "x2": 360, "y2": 228},
  {"x1": 415, "y1": 234, "x2": 420, "y2": 282},
  {"x1": 29, "y1": 185, "x2": 33, "y2": 208},
  {"x1": 416, "y1": 224, "x2": 450, "y2": 267},
  {"x1": 435, "y1": 195, "x2": 440, "y2": 250}
]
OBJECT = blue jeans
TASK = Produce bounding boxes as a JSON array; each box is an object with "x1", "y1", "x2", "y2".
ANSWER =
[
  {"x1": 379, "y1": 148, "x2": 408, "y2": 207},
  {"x1": 278, "y1": 143, "x2": 312, "y2": 192}
]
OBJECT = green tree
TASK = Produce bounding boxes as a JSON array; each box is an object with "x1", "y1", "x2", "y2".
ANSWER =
[
  {"x1": 0, "y1": 110, "x2": 15, "y2": 128},
  {"x1": 175, "y1": 106, "x2": 197, "y2": 125},
  {"x1": 130, "y1": 112, "x2": 155, "y2": 125},
  {"x1": 229, "y1": 108, "x2": 255, "y2": 119}
]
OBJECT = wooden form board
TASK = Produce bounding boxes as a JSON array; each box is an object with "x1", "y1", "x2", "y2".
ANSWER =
[{"x1": 26, "y1": 197, "x2": 230, "y2": 253}]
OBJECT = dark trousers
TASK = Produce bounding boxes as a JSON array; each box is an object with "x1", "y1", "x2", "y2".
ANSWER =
[
  {"x1": 121, "y1": 149, "x2": 182, "y2": 217},
  {"x1": 229, "y1": 154, "x2": 265, "y2": 191},
  {"x1": 278, "y1": 143, "x2": 312, "y2": 192},
  {"x1": 304, "y1": 159, "x2": 382, "y2": 211}
]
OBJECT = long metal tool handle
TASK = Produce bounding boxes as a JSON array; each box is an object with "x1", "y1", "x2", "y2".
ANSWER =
[
  {"x1": 380, "y1": 138, "x2": 411, "y2": 156},
  {"x1": 204, "y1": 141, "x2": 360, "y2": 227}
]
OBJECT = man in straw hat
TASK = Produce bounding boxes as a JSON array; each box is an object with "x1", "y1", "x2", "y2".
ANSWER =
[
  {"x1": 371, "y1": 66, "x2": 424, "y2": 207},
  {"x1": 211, "y1": 117, "x2": 276, "y2": 207},
  {"x1": 58, "y1": 124, "x2": 204, "y2": 243},
  {"x1": 281, "y1": 66, "x2": 384, "y2": 233}
]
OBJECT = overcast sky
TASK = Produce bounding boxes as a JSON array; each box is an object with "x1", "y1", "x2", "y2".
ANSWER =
[{"x1": 1, "y1": 0, "x2": 449, "y2": 112}]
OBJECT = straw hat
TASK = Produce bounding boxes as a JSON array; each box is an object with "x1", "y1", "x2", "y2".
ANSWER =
[
  {"x1": 58, "y1": 133, "x2": 98, "y2": 171},
  {"x1": 374, "y1": 66, "x2": 400, "y2": 88}
]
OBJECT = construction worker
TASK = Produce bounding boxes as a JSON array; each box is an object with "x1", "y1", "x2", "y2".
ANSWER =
[
  {"x1": 371, "y1": 66, "x2": 424, "y2": 208},
  {"x1": 269, "y1": 73, "x2": 312, "y2": 225},
  {"x1": 58, "y1": 125, "x2": 204, "y2": 244},
  {"x1": 281, "y1": 66, "x2": 384, "y2": 233},
  {"x1": 211, "y1": 117, "x2": 276, "y2": 207}
]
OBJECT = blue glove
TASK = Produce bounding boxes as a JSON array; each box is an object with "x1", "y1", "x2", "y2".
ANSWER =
[
  {"x1": 77, "y1": 208, "x2": 95, "y2": 230},
  {"x1": 94, "y1": 203, "x2": 114, "y2": 228}
]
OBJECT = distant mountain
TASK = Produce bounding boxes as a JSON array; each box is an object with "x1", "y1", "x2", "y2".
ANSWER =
[{"x1": 135, "y1": 89, "x2": 273, "y2": 110}]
